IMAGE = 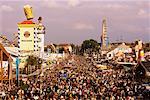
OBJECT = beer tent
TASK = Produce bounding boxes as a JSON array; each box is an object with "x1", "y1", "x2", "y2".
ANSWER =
[{"x1": 0, "y1": 43, "x2": 13, "y2": 81}]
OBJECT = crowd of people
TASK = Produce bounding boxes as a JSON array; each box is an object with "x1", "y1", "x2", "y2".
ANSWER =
[{"x1": 0, "y1": 55, "x2": 149, "y2": 100}]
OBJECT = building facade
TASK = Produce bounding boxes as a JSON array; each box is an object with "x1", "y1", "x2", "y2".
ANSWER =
[{"x1": 18, "y1": 20, "x2": 45, "y2": 57}]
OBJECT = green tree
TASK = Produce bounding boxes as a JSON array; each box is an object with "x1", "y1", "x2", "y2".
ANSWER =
[
  {"x1": 59, "y1": 47, "x2": 64, "y2": 53},
  {"x1": 75, "y1": 45, "x2": 81, "y2": 55},
  {"x1": 71, "y1": 43, "x2": 76, "y2": 54},
  {"x1": 25, "y1": 55, "x2": 43, "y2": 74},
  {"x1": 81, "y1": 39, "x2": 100, "y2": 54}
]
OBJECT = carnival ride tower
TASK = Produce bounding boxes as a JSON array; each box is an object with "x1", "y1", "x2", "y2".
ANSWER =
[{"x1": 101, "y1": 18, "x2": 108, "y2": 50}]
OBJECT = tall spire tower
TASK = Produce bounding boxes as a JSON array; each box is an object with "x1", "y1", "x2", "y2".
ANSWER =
[{"x1": 101, "y1": 18, "x2": 108, "y2": 50}]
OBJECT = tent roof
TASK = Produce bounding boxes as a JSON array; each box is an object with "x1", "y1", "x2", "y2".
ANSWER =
[
  {"x1": 19, "y1": 20, "x2": 35, "y2": 24},
  {"x1": 0, "y1": 43, "x2": 13, "y2": 61},
  {"x1": 117, "y1": 43, "x2": 130, "y2": 49}
]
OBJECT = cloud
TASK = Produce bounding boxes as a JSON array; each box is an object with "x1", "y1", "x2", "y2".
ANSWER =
[
  {"x1": 73, "y1": 22, "x2": 94, "y2": 30},
  {"x1": 137, "y1": 9, "x2": 150, "y2": 17},
  {"x1": 105, "y1": 4, "x2": 129, "y2": 9},
  {"x1": 138, "y1": 9, "x2": 146, "y2": 15},
  {"x1": 0, "y1": 5, "x2": 14, "y2": 12},
  {"x1": 68, "y1": 0, "x2": 80, "y2": 7},
  {"x1": 41, "y1": 0, "x2": 81, "y2": 8},
  {"x1": 42, "y1": 0, "x2": 59, "y2": 8}
]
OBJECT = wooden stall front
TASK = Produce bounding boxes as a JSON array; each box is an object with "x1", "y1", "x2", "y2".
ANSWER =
[{"x1": 0, "y1": 43, "x2": 13, "y2": 82}]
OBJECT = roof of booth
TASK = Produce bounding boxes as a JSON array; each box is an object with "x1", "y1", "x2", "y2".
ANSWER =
[
  {"x1": 0, "y1": 43, "x2": 13, "y2": 61},
  {"x1": 18, "y1": 20, "x2": 35, "y2": 24}
]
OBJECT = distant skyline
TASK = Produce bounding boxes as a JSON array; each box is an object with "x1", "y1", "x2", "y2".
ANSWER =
[{"x1": 0, "y1": 0, "x2": 150, "y2": 45}]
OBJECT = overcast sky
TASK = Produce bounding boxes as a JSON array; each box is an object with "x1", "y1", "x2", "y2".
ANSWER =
[{"x1": 0, "y1": 0, "x2": 150, "y2": 45}]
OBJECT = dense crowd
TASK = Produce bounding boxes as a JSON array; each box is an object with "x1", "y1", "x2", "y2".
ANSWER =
[{"x1": 0, "y1": 55, "x2": 149, "y2": 100}]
